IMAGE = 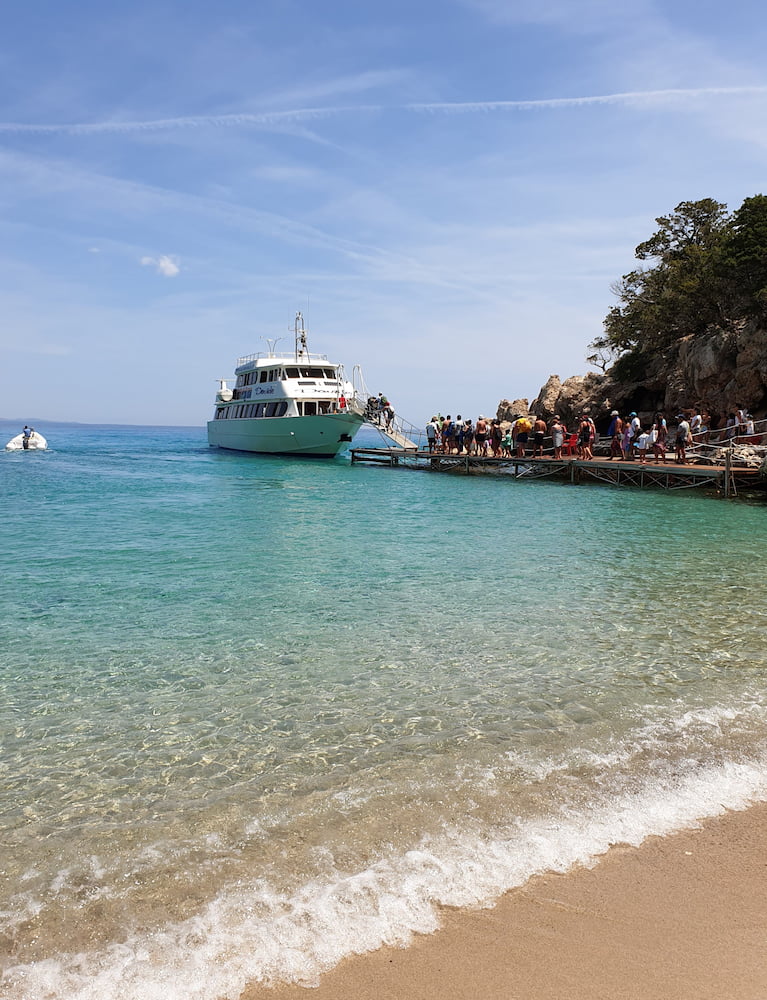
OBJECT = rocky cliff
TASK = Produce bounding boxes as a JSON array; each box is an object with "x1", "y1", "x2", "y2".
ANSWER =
[{"x1": 502, "y1": 319, "x2": 767, "y2": 431}]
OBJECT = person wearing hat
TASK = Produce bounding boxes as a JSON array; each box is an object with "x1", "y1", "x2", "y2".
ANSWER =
[
  {"x1": 607, "y1": 410, "x2": 623, "y2": 460},
  {"x1": 475, "y1": 415, "x2": 488, "y2": 456},
  {"x1": 550, "y1": 414, "x2": 565, "y2": 459}
]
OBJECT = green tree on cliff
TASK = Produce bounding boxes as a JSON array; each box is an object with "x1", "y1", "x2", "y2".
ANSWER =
[
  {"x1": 718, "y1": 194, "x2": 767, "y2": 318},
  {"x1": 589, "y1": 194, "x2": 767, "y2": 379},
  {"x1": 593, "y1": 199, "x2": 731, "y2": 370}
]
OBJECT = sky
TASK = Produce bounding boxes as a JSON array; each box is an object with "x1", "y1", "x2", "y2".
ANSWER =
[{"x1": 1, "y1": 0, "x2": 766, "y2": 428}]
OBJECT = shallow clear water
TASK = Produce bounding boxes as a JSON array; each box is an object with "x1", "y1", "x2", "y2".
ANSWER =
[{"x1": 1, "y1": 421, "x2": 766, "y2": 999}]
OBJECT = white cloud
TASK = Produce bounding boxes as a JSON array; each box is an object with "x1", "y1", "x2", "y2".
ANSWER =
[{"x1": 140, "y1": 254, "x2": 180, "y2": 277}]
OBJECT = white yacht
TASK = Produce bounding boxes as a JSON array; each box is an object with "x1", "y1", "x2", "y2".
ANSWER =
[{"x1": 207, "y1": 313, "x2": 367, "y2": 457}]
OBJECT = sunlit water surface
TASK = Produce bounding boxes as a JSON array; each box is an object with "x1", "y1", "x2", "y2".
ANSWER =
[{"x1": 1, "y1": 421, "x2": 766, "y2": 999}]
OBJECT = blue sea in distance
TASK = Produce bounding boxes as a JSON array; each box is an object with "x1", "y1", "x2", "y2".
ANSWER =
[{"x1": 2, "y1": 420, "x2": 767, "y2": 1000}]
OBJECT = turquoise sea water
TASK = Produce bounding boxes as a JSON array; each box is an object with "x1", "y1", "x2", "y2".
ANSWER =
[{"x1": 2, "y1": 421, "x2": 767, "y2": 999}]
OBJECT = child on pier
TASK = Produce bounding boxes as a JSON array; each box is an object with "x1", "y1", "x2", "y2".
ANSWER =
[
  {"x1": 621, "y1": 421, "x2": 632, "y2": 461},
  {"x1": 637, "y1": 427, "x2": 651, "y2": 464}
]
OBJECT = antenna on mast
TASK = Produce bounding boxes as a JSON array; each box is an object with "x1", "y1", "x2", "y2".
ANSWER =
[{"x1": 294, "y1": 311, "x2": 308, "y2": 360}]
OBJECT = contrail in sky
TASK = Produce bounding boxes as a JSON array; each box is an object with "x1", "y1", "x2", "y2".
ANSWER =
[{"x1": 0, "y1": 86, "x2": 765, "y2": 135}]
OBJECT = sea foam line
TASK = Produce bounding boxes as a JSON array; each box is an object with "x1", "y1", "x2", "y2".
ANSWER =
[{"x1": 4, "y1": 750, "x2": 767, "y2": 1000}]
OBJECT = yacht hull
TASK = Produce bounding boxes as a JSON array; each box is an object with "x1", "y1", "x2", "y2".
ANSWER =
[{"x1": 207, "y1": 412, "x2": 364, "y2": 456}]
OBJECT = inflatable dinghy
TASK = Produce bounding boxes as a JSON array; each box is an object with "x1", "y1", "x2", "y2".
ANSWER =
[{"x1": 5, "y1": 431, "x2": 48, "y2": 451}]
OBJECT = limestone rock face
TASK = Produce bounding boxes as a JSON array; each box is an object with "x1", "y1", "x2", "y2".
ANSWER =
[
  {"x1": 661, "y1": 321, "x2": 766, "y2": 419},
  {"x1": 513, "y1": 320, "x2": 766, "y2": 432},
  {"x1": 529, "y1": 376, "x2": 561, "y2": 418},
  {"x1": 496, "y1": 398, "x2": 529, "y2": 422},
  {"x1": 529, "y1": 373, "x2": 608, "y2": 427}
]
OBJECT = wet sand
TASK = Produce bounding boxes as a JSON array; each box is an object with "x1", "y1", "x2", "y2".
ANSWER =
[{"x1": 242, "y1": 802, "x2": 767, "y2": 1000}]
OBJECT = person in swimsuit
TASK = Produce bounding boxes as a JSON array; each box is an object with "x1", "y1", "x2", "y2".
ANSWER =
[
  {"x1": 491, "y1": 419, "x2": 503, "y2": 456},
  {"x1": 607, "y1": 411, "x2": 623, "y2": 460},
  {"x1": 474, "y1": 416, "x2": 488, "y2": 456},
  {"x1": 462, "y1": 420, "x2": 474, "y2": 455},
  {"x1": 577, "y1": 415, "x2": 592, "y2": 460},
  {"x1": 550, "y1": 416, "x2": 564, "y2": 460}
]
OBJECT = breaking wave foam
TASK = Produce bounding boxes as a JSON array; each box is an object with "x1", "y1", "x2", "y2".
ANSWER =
[{"x1": 5, "y1": 745, "x2": 767, "y2": 1000}]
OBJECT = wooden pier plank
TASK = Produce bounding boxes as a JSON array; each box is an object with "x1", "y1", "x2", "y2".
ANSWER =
[{"x1": 349, "y1": 448, "x2": 764, "y2": 494}]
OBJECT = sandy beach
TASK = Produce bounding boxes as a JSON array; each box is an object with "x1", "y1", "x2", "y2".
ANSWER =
[{"x1": 243, "y1": 802, "x2": 767, "y2": 1000}]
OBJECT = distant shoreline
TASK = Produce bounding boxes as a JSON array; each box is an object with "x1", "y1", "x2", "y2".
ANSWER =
[{"x1": 0, "y1": 417, "x2": 202, "y2": 429}]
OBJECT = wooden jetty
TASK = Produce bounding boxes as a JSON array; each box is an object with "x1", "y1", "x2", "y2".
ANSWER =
[{"x1": 349, "y1": 447, "x2": 765, "y2": 497}]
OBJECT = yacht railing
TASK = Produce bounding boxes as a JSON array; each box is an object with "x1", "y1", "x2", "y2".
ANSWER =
[
  {"x1": 364, "y1": 408, "x2": 424, "y2": 450},
  {"x1": 236, "y1": 350, "x2": 330, "y2": 366}
]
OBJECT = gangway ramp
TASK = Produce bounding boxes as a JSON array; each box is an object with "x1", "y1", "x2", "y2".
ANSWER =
[
  {"x1": 375, "y1": 424, "x2": 419, "y2": 450},
  {"x1": 364, "y1": 410, "x2": 422, "y2": 450}
]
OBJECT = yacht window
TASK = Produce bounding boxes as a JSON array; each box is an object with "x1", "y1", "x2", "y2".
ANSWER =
[
  {"x1": 318, "y1": 401, "x2": 331, "y2": 414},
  {"x1": 259, "y1": 370, "x2": 268, "y2": 383},
  {"x1": 285, "y1": 367, "x2": 300, "y2": 378},
  {"x1": 277, "y1": 401, "x2": 288, "y2": 416},
  {"x1": 324, "y1": 369, "x2": 337, "y2": 378},
  {"x1": 303, "y1": 401, "x2": 317, "y2": 415},
  {"x1": 298, "y1": 380, "x2": 316, "y2": 385},
  {"x1": 254, "y1": 403, "x2": 264, "y2": 417},
  {"x1": 235, "y1": 376, "x2": 244, "y2": 388}
]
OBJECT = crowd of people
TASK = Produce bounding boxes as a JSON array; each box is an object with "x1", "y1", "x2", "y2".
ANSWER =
[
  {"x1": 425, "y1": 405, "x2": 761, "y2": 465},
  {"x1": 425, "y1": 414, "x2": 552, "y2": 459},
  {"x1": 367, "y1": 393, "x2": 395, "y2": 430}
]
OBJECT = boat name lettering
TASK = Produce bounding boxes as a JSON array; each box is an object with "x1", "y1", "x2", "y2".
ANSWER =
[{"x1": 255, "y1": 387, "x2": 276, "y2": 396}]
